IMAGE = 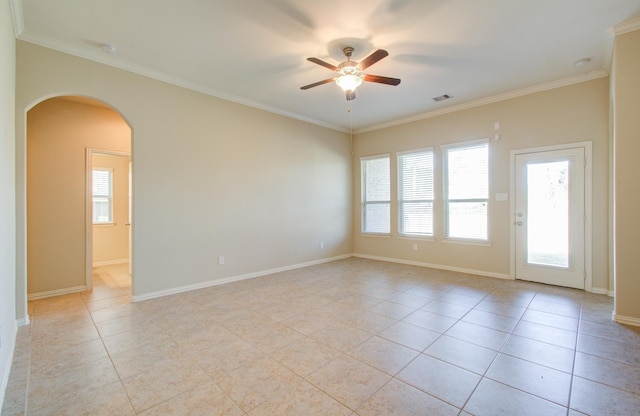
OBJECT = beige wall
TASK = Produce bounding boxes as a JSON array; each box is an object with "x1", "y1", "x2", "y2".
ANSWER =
[
  {"x1": 92, "y1": 154, "x2": 131, "y2": 265},
  {"x1": 27, "y1": 98, "x2": 131, "y2": 295},
  {"x1": 16, "y1": 41, "x2": 352, "y2": 310},
  {"x1": 0, "y1": 0, "x2": 17, "y2": 399},
  {"x1": 612, "y1": 28, "x2": 640, "y2": 323},
  {"x1": 353, "y1": 78, "x2": 610, "y2": 291}
]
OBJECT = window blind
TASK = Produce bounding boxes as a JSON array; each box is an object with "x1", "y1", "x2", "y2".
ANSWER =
[
  {"x1": 361, "y1": 156, "x2": 390, "y2": 234},
  {"x1": 398, "y1": 149, "x2": 434, "y2": 236},
  {"x1": 93, "y1": 169, "x2": 113, "y2": 223}
]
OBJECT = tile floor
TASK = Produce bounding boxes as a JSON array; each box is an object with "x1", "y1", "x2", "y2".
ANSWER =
[{"x1": 3, "y1": 258, "x2": 640, "y2": 415}]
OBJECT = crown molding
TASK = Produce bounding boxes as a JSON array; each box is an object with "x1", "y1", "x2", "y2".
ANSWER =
[
  {"x1": 17, "y1": 32, "x2": 349, "y2": 133},
  {"x1": 355, "y1": 70, "x2": 608, "y2": 134},
  {"x1": 613, "y1": 16, "x2": 640, "y2": 36},
  {"x1": 9, "y1": 0, "x2": 24, "y2": 37}
]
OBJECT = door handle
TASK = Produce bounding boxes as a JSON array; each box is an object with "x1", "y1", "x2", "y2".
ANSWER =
[{"x1": 517, "y1": 221, "x2": 523, "y2": 226}]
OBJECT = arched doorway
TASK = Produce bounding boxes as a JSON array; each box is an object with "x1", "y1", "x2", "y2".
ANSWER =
[{"x1": 26, "y1": 95, "x2": 133, "y2": 301}]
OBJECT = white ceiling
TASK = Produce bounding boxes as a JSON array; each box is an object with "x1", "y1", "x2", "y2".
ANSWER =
[{"x1": 13, "y1": 0, "x2": 640, "y2": 132}]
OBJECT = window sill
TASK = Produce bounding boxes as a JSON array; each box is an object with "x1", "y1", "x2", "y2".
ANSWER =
[
  {"x1": 93, "y1": 222, "x2": 116, "y2": 228},
  {"x1": 360, "y1": 233, "x2": 392, "y2": 239},
  {"x1": 442, "y1": 238, "x2": 492, "y2": 247},
  {"x1": 397, "y1": 235, "x2": 435, "y2": 242}
]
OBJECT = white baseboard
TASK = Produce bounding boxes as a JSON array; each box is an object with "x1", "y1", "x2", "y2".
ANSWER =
[
  {"x1": 589, "y1": 287, "x2": 612, "y2": 296},
  {"x1": 132, "y1": 254, "x2": 352, "y2": 302},
  {"x1": 613, "y1": 313, "x2": 640, "y2": 327},
  {"x1": 0, "y1": 320, "x2": 17, "y2": 413},
  {"x1": 27, "y1": 285, "x2": 87, "y2": 301},
  {"x1": 93, "y1": 258, "x2": 129, "y2": 267},
  {"x1": 353, "y1": 253, "x2": 513, "y2": 280},
  {"x1": 16, "y1": 316, "x2": 30, "y2": 327}
]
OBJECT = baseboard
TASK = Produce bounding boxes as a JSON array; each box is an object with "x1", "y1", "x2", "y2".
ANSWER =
[
  {"x1": 590, "y1": 288, "x2": 614, "y2": 297},
  {"x1": 27, "y1": 285, "x2": 87, "y2": 301},
  {"x1": 132, "y1": 254, "x2": 353, "y2": 302},
  {"x1": 0, "y1": 320, "x2": 17, "y2": 414},
  {"x1": 16, "y1": 316, "x2": 30, "y2": 327},
  {"x1": 93, "y1": 258, "x2": 128, "y2": 267},
  {"x1": 613, "y1": 313, "x2": 640, "y2": 327},
  {"x1": 353, "y1": 253, "x2": 513, "y2": 280}
]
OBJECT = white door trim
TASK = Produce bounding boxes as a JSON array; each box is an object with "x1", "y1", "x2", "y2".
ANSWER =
[
  {"x1": 85, "y1": 148, "x2": 132, "y2": 290},
  {"x1": 509, "y1": 141, "x2": 593, "y2": 291}
]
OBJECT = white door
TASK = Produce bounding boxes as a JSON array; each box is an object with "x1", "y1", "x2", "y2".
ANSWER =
[{"x1": 514, "y1": 147, "x2": 585, "y2": 289}]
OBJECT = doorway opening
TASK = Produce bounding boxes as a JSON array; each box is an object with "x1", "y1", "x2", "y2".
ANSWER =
[{"x1": 26, "y1": 96, "x2": 133, "y2": 300}]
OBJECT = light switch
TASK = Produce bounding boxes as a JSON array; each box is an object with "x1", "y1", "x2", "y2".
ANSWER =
[{"x1": 495, "y1": 193, "x2": 508, "y2": 201}]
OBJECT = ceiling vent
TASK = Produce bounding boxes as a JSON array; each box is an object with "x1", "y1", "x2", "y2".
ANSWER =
[{"x1": 432, "y1": 94, "x2": 452, "y2": 102}]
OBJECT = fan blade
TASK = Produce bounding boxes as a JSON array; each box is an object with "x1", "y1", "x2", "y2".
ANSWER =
[
  {"x1": 346, "y1": 90, "x2": 356, "y2": 101},
  {"x1": 358, "y1": 49, "x2": 389, "y2": 70},
  {"x1": 300, "y1": 78, "x2": 335, "y2": 90},
  {"x1": 363, "y1": 74, "x2": 401, "y2": 86},
  {"x1": 307, "y1": 57, "x2": 338, "y2": 71}
]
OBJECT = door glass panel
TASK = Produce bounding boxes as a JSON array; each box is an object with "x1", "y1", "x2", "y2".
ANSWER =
[{"x1": 527, "y1": 161, "x2": 569, "y2": 268}]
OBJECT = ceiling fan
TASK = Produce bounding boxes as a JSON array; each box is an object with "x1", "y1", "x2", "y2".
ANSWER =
[{"x1": 301, "y1": 46, "x2": 401, "y2": 101}]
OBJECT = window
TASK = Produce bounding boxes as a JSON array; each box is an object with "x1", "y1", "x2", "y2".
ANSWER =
[
  {"x1": 361, "y1": 155, "x2": 390, "y2": 234},
  {"x1": 93, "y1": 168, "x2": 113, "y2": 224},
  {"x1": 398, "y1": 149, "x2": 434, "y2": 236},
  {"x1": 443, "y1": 140, "x2": 489, "y2": 240}
]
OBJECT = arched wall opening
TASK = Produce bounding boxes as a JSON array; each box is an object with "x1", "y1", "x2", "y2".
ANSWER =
[{"x1": 24, "y1": 95, "x2": 133, "y2": 305}]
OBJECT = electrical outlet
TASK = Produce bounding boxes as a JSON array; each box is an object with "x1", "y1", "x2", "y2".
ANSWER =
[
  {"x1": 413, "y1": 243, "x2": 418, "y2": 251},
  {"x1": 320, "y1": 242, "x2": 324, "y2": 250},
  {"x1": 218, "y1": 256, "x2": 225, "y2": 265}
]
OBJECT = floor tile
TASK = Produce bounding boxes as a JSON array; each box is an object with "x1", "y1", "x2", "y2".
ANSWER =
[
  {"x1": 122, "y1": 360, "x2": 211, "y2": 413},
  {"x1": 446, "y1": 321, "x2": 509, "y2": 350},
  {"x1": 307, "y1": 354, "x2": 391, "y2": 410},
  {"x1": 356, "y1": 378, "x2": 459, "y2": 416},
  {"x1": 573, "y1": 351, "x2": 640, "y2": 394},
  {"x1": 500, "y1": 334, "x2": 575, "y2": 373},
  {"x1": 577, "y1": 332, "x2": 640, "y2": 366},
  {"x1": 522, "y1": 308, "x2": 578, "y2": 331},
  {"x1": 397, "y1": 354, "x2": 481, "y2": 408},
  {"x1": 462, "y1": 309, "x2": 519, "y2": 332},
  {"x1": 347, "y1": 335, "x2": 419, "y2": 375},
  {"x1": 570, "y1": 376, "x2": 640, "y2": 416},
  {"x1": 464, "y1": 378, "x2": 567, "y2": 416},
  {"x1": 378, "y1": 321, "x2": 441, "y2": 351},
  {"x1": 485, "y1": 353, "x2": 572, "y2": 405},
  {"x1": 138, "y1": 381, "x2": 244, "y2": 416},
  {"x1": 311, "y1": 321, "x2": 373, "y2": 352},
  {"x1": 271, "y1": 336, "x2": 342, "y2": 377},
  {"x1": 366, "y1": 300, "x2": 418, "y2": 320},
  {"x1": 424, "y1": 335, "x2": 498, "y2": 375},
  {"x1": 512, "y1": 320, "x2": 577, "y2": 349},
  {"x1": 474, "y1": 299, "x2": 526, "y2": 319},
  {"x1": 420, "y1": 300, "x2": 472, "y2": 319},
  {"x1": 403, "y1": 309, "x2": 458, "y2": 333}
]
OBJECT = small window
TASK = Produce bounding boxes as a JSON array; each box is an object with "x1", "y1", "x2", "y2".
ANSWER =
[
  {"x1": 398, "y1": 148, "x2": 434, "y2": 236},
  {"x1": 93, "y1": 168, "x2": 113, "y2": 224},
  {"x1": 443, "y1": 140, "x2": 489, "y2": 240},
  {"x1": 361, "y1": 155, "x2": 390, "y2": 234}
]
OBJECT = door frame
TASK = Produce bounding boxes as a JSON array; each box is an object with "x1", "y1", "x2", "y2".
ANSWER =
[
  {"x1": 509, "y1": 141, "x2": 593, "y2": 291},
  {"x1": 85, "y1": 148, "x2": 132, "y2": 290}
]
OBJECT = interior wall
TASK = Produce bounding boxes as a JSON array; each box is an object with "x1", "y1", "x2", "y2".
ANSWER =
[
  {"x1": 0, "y1": 0, "x2": 16, "y2": 403},
  {"x1": 612, "y1": 28, "x2": 640, "y2": 323},
  {"x1": 16, "y1": 41, "x2": 352, "y2": 309},
  {"x1": 92, "y1": 153, "x2": 131, "y2": 265},
  {"x1": 353, "y1": 77, "x2": 610, "y2": 292},
  {"x1": 27, "y1": 98, "x2": 131, "y2": 296}
]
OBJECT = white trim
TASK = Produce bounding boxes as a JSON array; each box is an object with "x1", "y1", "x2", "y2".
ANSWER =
[
  {"x1": 28, "y1": 285, "x2": 87, "y2": 301},
  {"x1": 16, "y1": 316, "x2": 30, "y2": 327},
  {"x1": 9, "y1": 0, "x2": 24, "y2": 37},
  {"x1": 132, "y1": 254, "x2": 352, "y2": 302},
  {"x1": 353, "y1": 253, "x2": 512, "y2": 280},
  {"x1": 509, "y1": 141, "x2": 593, "y2": 292},
  {"x1": 589, "y1": 287, "x2": 608, "y2": 296},
  {"x1": 0, "y1": 321, "x2": 17, "y2": 414},
  {"x1": 356, "y1": 71, "x2": 608, "y2": 134},
  {"x1": 613, "y1": 17, "x2": 640, "y2": 36},
  {"x1": 440, "y1": 137, "x2": 490, "y2": 150},
  {"x1": 93, "y1": 258, "x2": 129, "y2": 267},
  {"x1": 613, "y1": 313, "x2": 640, "y2": 328},
  {"x1": 607, "y1": 290, "x2": 614, "y2": 297}
]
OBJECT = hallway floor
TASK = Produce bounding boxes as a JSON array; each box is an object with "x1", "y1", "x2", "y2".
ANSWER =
[{"x1": 3, "y1": 258, "x2": 640, "y2": 415}]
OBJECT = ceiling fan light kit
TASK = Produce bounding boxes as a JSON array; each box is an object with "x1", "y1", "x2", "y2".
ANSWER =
[{"x1": 301, "y1": 46, "x2": 401, "y2": 101}]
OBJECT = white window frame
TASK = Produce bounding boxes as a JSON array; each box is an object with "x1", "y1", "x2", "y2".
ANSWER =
[
  {"x1": 361, "y1": 154, "x2": 391, "y2": 235},
  {"x1": 92, "y1": 167, "x2": 114, "y2": 225},
  {"x1": 398, "y1": 147, "x2": 434, "y2": 238},
  {"x1": 442, "y1": 139, "x2": 490, "y2": 243}
]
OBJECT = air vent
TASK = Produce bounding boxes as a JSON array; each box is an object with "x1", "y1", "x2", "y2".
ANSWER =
[{"x1": 432, "y1": 94, "x2": 452, "y2": 102}]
